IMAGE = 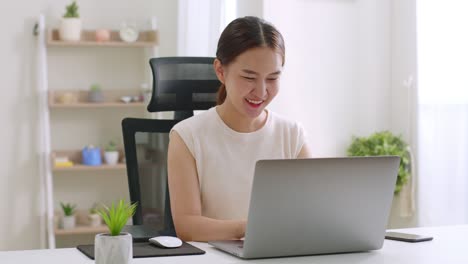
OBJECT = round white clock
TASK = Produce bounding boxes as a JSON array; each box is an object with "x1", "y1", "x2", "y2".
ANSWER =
[{"x1": 119, "y1": 22, "x2": 139, "y2": 43}]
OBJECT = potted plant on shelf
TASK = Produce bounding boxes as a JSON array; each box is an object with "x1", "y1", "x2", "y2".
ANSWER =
[
  {"x1": 104, "y1": 141, "x2": 119, "y2": 165},
  {"x1": 59, "y1": 1, "x2": 82, "y2": 41},
  {"x1": 88, "y1": 203, "x2": 101, "y2": 227},
  {"x1": 60, "y1": 202, "x2": 77, "y2": 230},
  {"x1": 88, "y1": 83, "x2": 104, "y2": 103},
  {"x1": 347, "y1": 131, "x2": 411, "y2": 195},
  {"x1": 95, "y1": 200, "x2": 137, "y2": 264}
]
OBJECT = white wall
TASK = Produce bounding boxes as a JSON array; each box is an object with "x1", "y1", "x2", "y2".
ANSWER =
[
  {"x1": 0, "y1": 0, "x2": 177, "y2": 250},
  {"x1": 264, "y1": 0, "x2": 391, "y2": 157}
]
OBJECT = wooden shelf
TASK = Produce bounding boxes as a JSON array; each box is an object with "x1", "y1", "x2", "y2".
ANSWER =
[
  {"x1": 52, "y1": 150, "x2": 127, "y2": 172},
  {"x1": 55, "y1": 225, "x2": 108, "y2": 235},
  {"x1": 47, "y1": 29, "x2": 158, "y2": 47},
  {"x1": 48, "y1": 90, "x2": 147, "y2": 109},
  {"x1": 53, "y1": 163, "x2": 126, "y2": 172}
]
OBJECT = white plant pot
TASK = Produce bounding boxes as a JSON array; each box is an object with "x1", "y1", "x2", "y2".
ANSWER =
[
  {"x1": 95, "y1": 233, "x2": 132, "y2": 264},
  {"x1": 59, "y1": 18, "x2": 82, "y2": 41},
  {"x1": 104, "y1": 151, "x2": 119, "y2": 165},
  {"x1": 89, "y1": 214, "x2": 101, "y2": 227},
  {"x1": 62, "y1": 215, "x2": 76, "y2": 230}
]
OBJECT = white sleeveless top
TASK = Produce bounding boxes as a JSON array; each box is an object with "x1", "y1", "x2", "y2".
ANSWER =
[{"x1": 171, "y1": 107, "x2": 306, "y2": 220}]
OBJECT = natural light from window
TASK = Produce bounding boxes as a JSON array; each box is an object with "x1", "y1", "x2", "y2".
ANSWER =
[{"x1": 417, "y1": 1, "x2": 468, "y2": 104}]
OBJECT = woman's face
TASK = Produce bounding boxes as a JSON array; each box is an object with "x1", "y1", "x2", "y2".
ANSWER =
[{"x1": 215, "y1": 47, "x2": 283, "y2": 119}]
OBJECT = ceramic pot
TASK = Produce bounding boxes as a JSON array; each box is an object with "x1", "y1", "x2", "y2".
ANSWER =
[
  {"x1": 59, "y1": 18, "x2": 82, "y2": 41},
  {"x1": 95, "y1": 233, "x2": 132, "y2": 264}
]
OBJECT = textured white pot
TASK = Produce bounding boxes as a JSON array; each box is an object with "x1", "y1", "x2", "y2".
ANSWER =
[
  {"x1": 62, "y1": 215, "x2": 76, "y2": 230},
  {"x1": 104, "y1": 151, "x2": 119, "y2": 165},
  {"x1": 95, "y1": 233, "x2": 132, "y2": 264},
  {"x1": 88, "y1": 214, "x2": 101, "y2": 227},
  {"x1": 59, "y1": 18, "x2": 82, "y2": 41}
]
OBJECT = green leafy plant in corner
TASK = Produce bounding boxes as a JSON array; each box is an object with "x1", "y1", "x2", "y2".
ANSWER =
[
  {"x1": 60, "y1": 202, "x2": 77, "y2": 216},
  {"x1": 105, "y1": 141, "x2": 118, "y2": 152},
  {"x1": 347, "y1": 131, "x2": 411, "y2": 195},
  {"x1": 63, "y1": 1, "x2": 80, "y2": 18},
  {"x1": 98, "y1": 200, "x2": 137, "y2": 236}
]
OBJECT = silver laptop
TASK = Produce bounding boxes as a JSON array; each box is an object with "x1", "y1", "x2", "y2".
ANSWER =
[{"x1": 209, "y1": 156, "x2": 400, "y2": 259}]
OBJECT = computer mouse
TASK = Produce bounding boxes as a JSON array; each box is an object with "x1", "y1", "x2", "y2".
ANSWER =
[{"x1": 149, "y1": 236, "x2": 183, "y2": 248}]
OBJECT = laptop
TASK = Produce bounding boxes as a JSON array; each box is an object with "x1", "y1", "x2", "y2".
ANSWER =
[{"x1": 208, "y1": 156, "x2": 400, "y2": 259}]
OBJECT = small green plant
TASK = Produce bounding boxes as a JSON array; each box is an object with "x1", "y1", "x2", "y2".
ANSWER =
[
  {"x1": 347, "y1": 131, "x2": 411, "y2": 195},
  {"x1": 63, "y1": 1, "x2": 80, "y2": 18},
  {"x1": 89, "y1": 203, "x2": 99, "y2": 214},
  {"x1": 60, "y1": 202, "x2": 77, "y2": 216},
  {"x1": 98, "y1": 200, "x2": 137, "y2": 236},
  {"x1": 105, "y1": 141, "x2": 117, "y2": 152},
  {"x1": 90, "y1": 83, "x2": 101, "y2": 92}
]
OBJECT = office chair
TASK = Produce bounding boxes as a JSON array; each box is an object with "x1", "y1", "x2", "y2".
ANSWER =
[{"x1": 122, "y1": 57, "x2": 220, "y2": 236}]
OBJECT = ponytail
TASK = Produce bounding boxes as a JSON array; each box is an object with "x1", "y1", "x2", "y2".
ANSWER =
[{"x1": 216, "y1": 84, "x2": 227, "y2": 105}]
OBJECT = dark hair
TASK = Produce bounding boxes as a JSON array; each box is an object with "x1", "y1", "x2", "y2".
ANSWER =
[{"x1": 215, "y1": 16, "x2": 285, "y2": 105}]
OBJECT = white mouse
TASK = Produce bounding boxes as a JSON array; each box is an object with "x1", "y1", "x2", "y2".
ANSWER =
[{"x1": 149, "y1": 236, "x2": 183, "y2": 248}]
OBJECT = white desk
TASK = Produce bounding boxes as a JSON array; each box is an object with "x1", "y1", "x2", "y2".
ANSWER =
[{"x1": 2, "y1": 225, "x2": 467, "y2": 264}]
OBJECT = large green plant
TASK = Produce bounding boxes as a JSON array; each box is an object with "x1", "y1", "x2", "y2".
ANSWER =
[
  {"x1": 98, "y1": 200, "x2": 137, "y2": 236},
  {"x1": 63, "y1": 1, "x2": 79, "y2": 18},
  {"x1": 347, "y1": 131, "x2": 411, "y2": 195}
]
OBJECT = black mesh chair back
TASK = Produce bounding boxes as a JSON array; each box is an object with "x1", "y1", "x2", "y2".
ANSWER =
[
  {"x1": 122, "y1": 118, "x2": 179, "y2": 235},
  {"x1": 123, "y1": 57, "x2": 220, "y2": 235},
  {"x1": 148, "y1": 57, "x2": 220, "y2": 119}
]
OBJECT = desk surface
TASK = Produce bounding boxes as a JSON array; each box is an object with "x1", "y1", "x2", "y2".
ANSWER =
[{"x1": 2, "y1": 225, "x2": 467, "y2": 264}]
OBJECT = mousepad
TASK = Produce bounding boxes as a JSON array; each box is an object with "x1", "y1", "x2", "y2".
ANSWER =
[{"x1": 77, "y1": 242, "x2": 205, "y2": 259}]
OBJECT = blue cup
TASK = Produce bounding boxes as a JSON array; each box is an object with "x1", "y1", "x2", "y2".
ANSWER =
[{"x1": 82, "y1": 146, "x2": 102, "y2": 166}]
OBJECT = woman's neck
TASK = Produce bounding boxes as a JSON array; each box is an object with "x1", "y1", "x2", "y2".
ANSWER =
[{"x1": 216, "y1": 103, "x2": 267, "y2": 133}]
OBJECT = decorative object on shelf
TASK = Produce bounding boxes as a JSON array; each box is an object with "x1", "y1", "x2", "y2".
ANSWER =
[
  {"x1": 119, "y1": 22, "x2": 139, "y2": 43},
  {"x1": 57, "y1": 92, "x2": 78, "y2": 104},
  {"x1": 54, "y1": 156, "x2": 74, "y2": 168},
  {"x1": 88, "y1": 84, "x2": 104, "y2": 103},
  {"x1": 88, "y1": 203, "x2": 102, "y2": 227},
  {"x1": 82, "y1": 145, "x2": 102, "y2": 166},
  {"x1": 104, "y1": 141, "x2": 119, "y2": 165},
  {"x1": 347, "y1": 131, "x2": 411, "y2": 195},
  {"x1": 95, "y1": 200, "x2": 137, "y2": 264},
  {"x1": 95, "y1": 29, "x2": 111, "y2": 42},
  {"x1": 120, "y1": 96, "x2": 131, "y2": 104},
  {"x1": 60, "y1": 202, "x2": 77, "y2": 230},
  {"x1": 59, "y1": 1, "x2": 82, "y2": 41}
]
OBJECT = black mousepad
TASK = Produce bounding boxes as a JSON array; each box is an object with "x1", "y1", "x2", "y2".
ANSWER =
[{"x1": 77, "y1": 242, "x2": 205, "y2": 259}]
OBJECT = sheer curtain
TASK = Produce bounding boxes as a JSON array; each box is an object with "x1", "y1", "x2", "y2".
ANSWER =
[
  {"x1": 177, "y1": 0, "x2": 237, "y2": 56},
  {"x1": 417, "y1": 1, "x2": 468, "y2": 226}
]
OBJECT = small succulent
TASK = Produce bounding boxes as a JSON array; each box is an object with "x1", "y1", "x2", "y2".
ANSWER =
[
  {"x1": 98, "y1": 200, "x2": 137, "y2": 236},
  {"x1": 63, "y1": 1, "x2": 80, "y2": 18},
  {"x1": 89, "y1": 203, "x2": 99, "y2": 214},
  {"x1": 60, "y1": 202, "x2": 77, "y2": 216},
  {"x1": 105, "y1": 141, "x2": 118, "y2": 152},
  {"x1": 90, "y1": 83, "x2": 102, "y2": 92}
]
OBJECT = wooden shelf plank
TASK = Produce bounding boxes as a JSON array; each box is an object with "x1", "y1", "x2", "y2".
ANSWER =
[
  {"x1": 55, "y1": 225, "x2": 108, "y2": 235},
  {"x1": 47, "y1": 29, "x2": 158, "y2": 47},
  {"x1": 49, "y1": 102, "x2": 145, "y2": 109},
  {"x1": 52, "y1": 150, "x2": 126, "y2": 172},
  {"x1": 53, "y1": 163, "x2": 127, "y2": 172},
  {"x1": 48, "y1": 90, "x2": 147, "y2": 109}
]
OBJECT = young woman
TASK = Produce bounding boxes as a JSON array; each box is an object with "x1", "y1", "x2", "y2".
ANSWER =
[{"x1": 168, "y1": 16, "x2": 312, "y2": 242}]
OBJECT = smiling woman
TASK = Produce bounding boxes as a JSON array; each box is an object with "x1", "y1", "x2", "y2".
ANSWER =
[{"x1": 167, "y1": 16, "x2": 313, "y2": 242}]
